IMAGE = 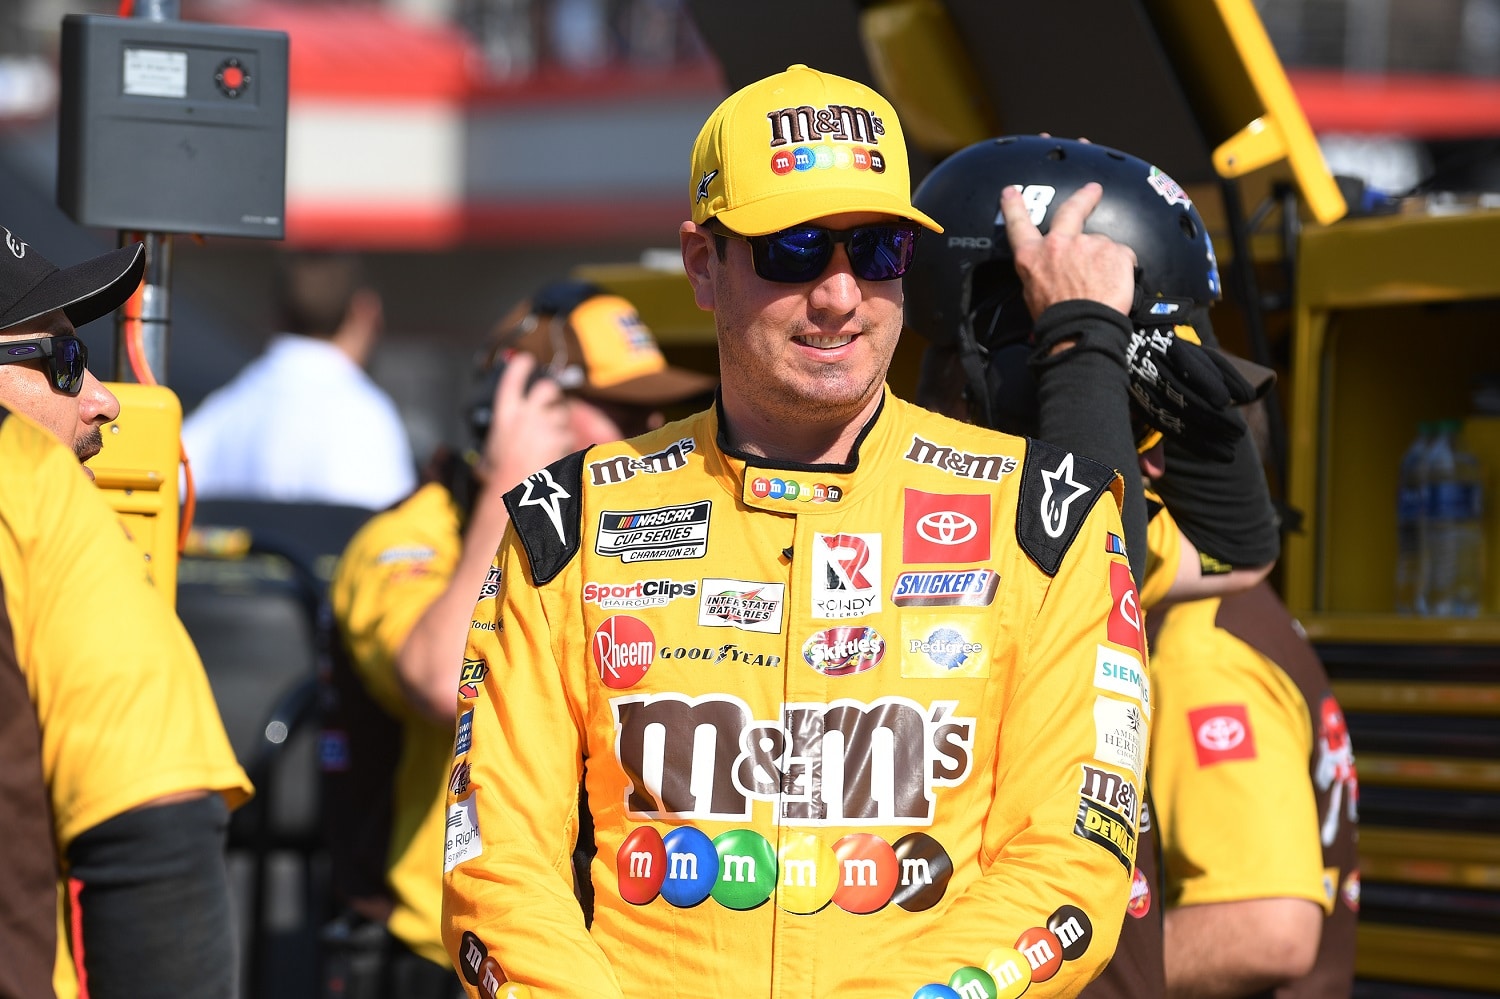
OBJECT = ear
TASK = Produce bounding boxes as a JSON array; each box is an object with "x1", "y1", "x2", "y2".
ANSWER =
[{"x1": 679, "y1": 222, "x2": 718, "y2": 312}]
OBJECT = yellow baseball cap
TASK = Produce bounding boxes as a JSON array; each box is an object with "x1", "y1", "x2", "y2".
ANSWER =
[
  {"x1": 690, "y1": 64, "x2": 942, "y2": 236},
  {"x1": 508, "y1": 290, "x2": 717, "y2": 407}
]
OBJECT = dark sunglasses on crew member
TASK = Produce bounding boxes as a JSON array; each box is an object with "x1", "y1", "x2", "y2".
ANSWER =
[
  {"x1": 0, "y1": 334, "x2": 89, "y2": 395},
  {"x1": 709, "y1": 219, "x2": 922, "y2": 284}
]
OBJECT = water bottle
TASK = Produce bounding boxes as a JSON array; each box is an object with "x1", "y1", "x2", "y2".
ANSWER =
[
  {"x1": 1395, "y1": 423, "x2": 1430, "y2": 614},
  {"x1": 1452, "y1": 427, "x2": 1488, "y2": 615},
  {"x1": 1425, "y1": 420, "x2": 1486, "y2": 617}
]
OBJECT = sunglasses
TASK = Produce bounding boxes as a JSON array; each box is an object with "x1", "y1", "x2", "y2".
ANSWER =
[
  {"x1": 710, "y1": 220, "x2": 921, "y2": 284},
  {"x1": 0, "y1": 334, "x2": 89, "y2": 395}
]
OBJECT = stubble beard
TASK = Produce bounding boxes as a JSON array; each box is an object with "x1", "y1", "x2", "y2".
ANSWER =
[{"x1": 74, "y1": 427, "x2": 104, "y2": 463}]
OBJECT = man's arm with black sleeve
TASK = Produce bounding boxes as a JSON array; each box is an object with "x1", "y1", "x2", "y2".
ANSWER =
[
  {"x1": 1030, "y1": 299, "x2": 1149, "y2": 586},
  {"x1": 1001, "y1": 181, "x2": 1151, "y2": 586},
  {"x1": 66, "y1": 794, "x2": 237, "y2": 999}
]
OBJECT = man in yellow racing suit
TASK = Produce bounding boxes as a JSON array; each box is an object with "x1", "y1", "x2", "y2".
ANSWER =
[
  {"x1": 445, "y1": 391, "x2": 1149, "y2": 997},
  {"x1": 443, "y1": 63, "x2": 1146, "y2": 999}
]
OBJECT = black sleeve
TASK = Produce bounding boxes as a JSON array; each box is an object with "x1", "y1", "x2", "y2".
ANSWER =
[
  {"x1": 1029, "y1": 299, "x2": 1149, "y2": 587},
  {"x1": 66, "y1": 795, "x2": 237, "y2": 999},
  {"x1": 1152, "y1": 314, "x2": 1281, "y2": 569},
  {"x1": 1153, "y1": 431, "x2": 1280, "y2": 568}
]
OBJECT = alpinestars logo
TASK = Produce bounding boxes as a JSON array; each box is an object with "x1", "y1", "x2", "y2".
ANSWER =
[
  {"x1": 3, "y1": 228, "x2": 26, "y2": 259},
  {"x1": 1039, "y1": 452, "x2": 1091, "y2": 539},
  {"x1": 696, "y1": 170, "x2": 717, "y2": 202},
  {"x1": 516, "y1": 468, "x2": 571, "y2": 544}
]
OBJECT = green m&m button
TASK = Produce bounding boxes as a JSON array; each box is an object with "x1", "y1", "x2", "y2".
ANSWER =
[
  {"x1": 948, "y1": 966, "x2": 997, "y2": 997},
  {"x1": 711, "y1": 829, "x2": 776, "y2": 910}
]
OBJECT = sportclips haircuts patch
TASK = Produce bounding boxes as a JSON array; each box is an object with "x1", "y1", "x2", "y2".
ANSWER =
[{"x1": 595, "y1": 501, "x2": 710, "y2": 563}]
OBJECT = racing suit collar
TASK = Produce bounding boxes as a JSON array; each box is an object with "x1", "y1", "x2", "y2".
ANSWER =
[
  {"x1": 708, "y1": 387, "x2": 897, "y2": 514},
  {"x1": 712, "y1": 389, "x2": 887, "y2": 474}
]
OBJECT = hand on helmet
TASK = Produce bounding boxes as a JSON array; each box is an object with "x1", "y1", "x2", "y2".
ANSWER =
[
  {"x1": 1000, "y1": 182, "x2": 1136, "y2": 319},
  {"x1": 482, "y1": 352, "x2": 576, "y2": 489},
  {"x1": 1126, "y1": 325, "x2": 1261, "y2": 461}
]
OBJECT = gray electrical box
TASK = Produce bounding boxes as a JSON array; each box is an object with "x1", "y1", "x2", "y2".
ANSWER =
[{"x1": 58, "y1": 14, "x2": 289, "y2": 239}]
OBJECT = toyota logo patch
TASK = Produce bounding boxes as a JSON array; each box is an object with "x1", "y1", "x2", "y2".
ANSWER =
[
  {"x1": 916, "y1": 511, "x2": 978, "y2": 545},
  {"x1": 902, "y1": 490, "x2": 990, "y2": 563}
]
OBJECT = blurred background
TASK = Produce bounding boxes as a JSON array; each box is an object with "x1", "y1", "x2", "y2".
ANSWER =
[
  {"x1": 5, "y1": 3, "x2": 1500, "y2": 996},
  {"x1": 3, "y1": 0, "x2": 1498, "y2": 464}
]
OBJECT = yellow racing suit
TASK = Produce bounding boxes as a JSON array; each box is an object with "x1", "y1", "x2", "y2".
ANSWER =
[{"x1": 443, "y1": 391, "x2": 1148, "y2": 998}]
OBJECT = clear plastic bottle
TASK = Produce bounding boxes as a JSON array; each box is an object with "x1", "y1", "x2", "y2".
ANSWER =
[
  {"x1": 1452, "y1": 426, "x2": 1488, "y2": 615},
  {"x1": 1425, "y1": 420, "x2": 1486, "y2": 617},
  {"x1": 1395, "y1": 422, "x2": 1430, "y2": 614}
]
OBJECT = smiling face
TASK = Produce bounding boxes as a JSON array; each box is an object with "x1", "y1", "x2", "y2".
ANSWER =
[
  {"x1": 0, "y1": 309, "x2": 120, "y2": 463},
  {"x1": 682, "y1": 211, "x2": 905, "y2": 451}
]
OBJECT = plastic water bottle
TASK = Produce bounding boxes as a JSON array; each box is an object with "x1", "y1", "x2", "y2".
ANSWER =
[
  {"x1": 1425, "y1": 420, "x2": 1486, "y2": 617},
  {"x1": 1452, "y1": 428, "x2": 1488, "y2": 615},
  {"x1": 1395, "y1": 423, "x2": 1430, "y2": 614}
]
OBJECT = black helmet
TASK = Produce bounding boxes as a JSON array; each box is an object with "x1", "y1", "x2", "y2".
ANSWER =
[{"x1": 905, "y1": 135, "x2": 1221, "y2": 430}]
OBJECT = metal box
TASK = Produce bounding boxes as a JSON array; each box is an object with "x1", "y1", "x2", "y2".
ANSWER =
[{"x1": 58, "y1": 14, "x2": 288, "y2": 239}]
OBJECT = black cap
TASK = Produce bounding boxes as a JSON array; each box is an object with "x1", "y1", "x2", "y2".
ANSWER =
[{"x1": 0, "y1": 226, "x2": 145, "y2": 332}]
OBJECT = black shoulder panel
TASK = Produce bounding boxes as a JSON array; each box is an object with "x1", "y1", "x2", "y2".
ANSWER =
[
  {"x1": 502, "y1": 449, "x2": 586, "y2": 587},
  {"x1": 1017, "y1": 438, "x2": 1116, "y2": 577}
]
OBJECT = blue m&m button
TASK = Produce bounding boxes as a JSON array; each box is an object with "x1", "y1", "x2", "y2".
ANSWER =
[
  {"x1": 912, "y1": 985, "x2": 961, "y2": 999},
  {"x1": 659, "y1": 826, "x2": 717, "y2": 908}
]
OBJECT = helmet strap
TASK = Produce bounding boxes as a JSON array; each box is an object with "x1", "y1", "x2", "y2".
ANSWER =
[
  {"x1": 1128, "y1": 284, "x2": 1198, "y2": 327},
  {"x1": 953, "y1": 259, "x2": 995, "y2": 428}
]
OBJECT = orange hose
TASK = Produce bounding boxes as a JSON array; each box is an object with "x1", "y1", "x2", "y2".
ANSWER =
[
  {"x1": 120, "y1": 254, "x2": 196, "y2": 550},
  {"x1": 121, "y1": 280, "x2": 155, "y2": 386},
  {"x1": 179, "y1": 445, "x2": 196, "y2": 552}
]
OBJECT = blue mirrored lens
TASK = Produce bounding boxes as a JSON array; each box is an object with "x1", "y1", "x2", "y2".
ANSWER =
[
  {"x1": 849, "y1": 226, "x2": 918, "y2": 282},
  {"x1": 757, "y1": 227, "x2": 833, "y2": 283},
  {"x1": 53, "y1": 337, "x2": 87, "y2": 394},
  {"x1": 747, "y1": 224, "x2": 920, "y2": 283}
]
